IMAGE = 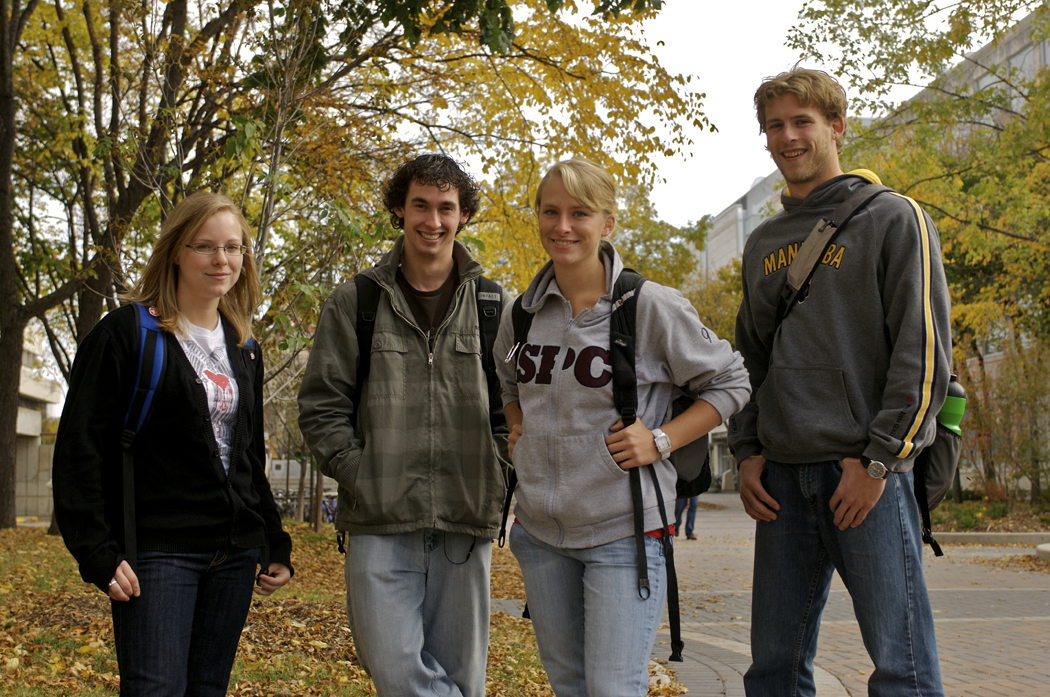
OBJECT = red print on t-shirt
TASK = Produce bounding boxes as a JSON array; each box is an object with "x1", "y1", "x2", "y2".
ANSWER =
[{"x1": 204, "y1": 370, "x2": 230, "y2": 390}]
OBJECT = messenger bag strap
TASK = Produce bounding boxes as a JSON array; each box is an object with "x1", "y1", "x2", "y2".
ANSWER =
[{"x1": 775, "y1": 183, "x2": 891, "y2": 330}]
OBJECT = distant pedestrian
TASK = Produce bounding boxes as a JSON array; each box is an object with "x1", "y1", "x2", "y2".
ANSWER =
[
  {"x1": 675, "y1": 495, "x2": 699, "y2": 540},
  {"x1": 53, "y1": 192, "x2": 292, "y2": 697},
  {"x1": 497, "y1": 158, "x2": 750, "y2": 696}
]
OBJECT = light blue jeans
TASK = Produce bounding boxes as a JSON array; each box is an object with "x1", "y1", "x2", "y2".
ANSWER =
[
  {"x1": 510, "y1": 524, "x2": 667, "y2": 697},
  {"x1": 343, "y1": 530, "x2": 490, "y2": 697},
  {"x1": 745, "y1": 461, "x2": 944, "y2": 697}
]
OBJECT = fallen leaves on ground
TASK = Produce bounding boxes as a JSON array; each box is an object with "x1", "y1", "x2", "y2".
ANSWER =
[
  {"x1": 964, "y1": 554, "x2": 1050, "y2": 574},
  {"x1": 3, "y1": 524, "x2": 686, "y2": 695}
]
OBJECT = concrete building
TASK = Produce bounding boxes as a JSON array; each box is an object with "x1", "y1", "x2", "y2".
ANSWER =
[{"x1": 16, "y1": 335, "x2": 62, "y2": 520}]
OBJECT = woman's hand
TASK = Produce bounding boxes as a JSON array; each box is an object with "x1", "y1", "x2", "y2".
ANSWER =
[
  {"x1": 605, "y1": 419, "x2": 660, "y2": 470},
  {"x1": 508, "y1": 424, "x2": 523, "y2": 460},
  {"x1": 505, "y1": 401, "x2": 524, "y2": 461},
  {"x1": 108, "y1": 560, "x2": 140, "y2": 602},
  {"x1": 254, "y1": 563, "x2": 292, "y2": 596}
]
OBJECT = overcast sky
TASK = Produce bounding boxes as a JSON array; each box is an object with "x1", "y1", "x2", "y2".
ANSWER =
[{"x1": 640, "y1": 0, "x2": 810, "y2": 227}]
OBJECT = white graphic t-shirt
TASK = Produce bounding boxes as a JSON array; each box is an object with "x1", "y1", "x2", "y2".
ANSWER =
[{"x1": 179, "y1": 319, "x2": 239, "y2": 474}]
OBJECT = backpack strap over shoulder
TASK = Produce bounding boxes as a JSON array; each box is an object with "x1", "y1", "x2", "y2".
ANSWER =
[
  {"x1": 121, "y1": 303, "x2": 167, "y2": 571},
  {"x1": 475, "y1": 276, "x2": 505, "y2": 430},
  {"x1": 352, "y1": 274, "x2": 382, "y2": 418},
  {"x1": 498, "y1": 295, "x2": 532, "y2": 548}
]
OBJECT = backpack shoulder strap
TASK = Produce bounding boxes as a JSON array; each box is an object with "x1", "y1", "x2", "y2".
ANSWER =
[
  {"x1": 352, "y1": 274, "x2": 382, "y2": 416},
  {"x1": 775, "y1": 183, "x2": 892, "y2": 329},
  {"x1": 609, "y1": 270, "x2": 685, "y2": 662},
  {"x1": 475, "y1": 276, "x2": 505, "y2": 429},
  {"x1": 499, "y1": 293, "x2": 531, "y2": 549},
  {"x1": 121, "y1": 302, "x2": 167, "y2": 571}
]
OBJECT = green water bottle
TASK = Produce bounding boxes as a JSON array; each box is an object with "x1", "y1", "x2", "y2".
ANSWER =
[{"x1": 936, "y1": 374, "x2": 966, "y2": 436}]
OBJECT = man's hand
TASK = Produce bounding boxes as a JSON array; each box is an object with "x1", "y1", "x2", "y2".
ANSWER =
[
  {"x1": 254, "y1": 563, "x2": 292, "y2": 596},
  {"x1": 505, "y1": 401, "x2": 524, "y2": 461},
  {"x1": 739, "y1": 455, "x2": 779, "y2": 522},
  {"x1": 829, "y1": 457, "x2": 886, "y2": 530},
  {"x1": 605, "y1": 419, "x2": 659, "y2": 470}
]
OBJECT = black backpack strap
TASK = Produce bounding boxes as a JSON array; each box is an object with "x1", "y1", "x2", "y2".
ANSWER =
[
  {"x1": 775, "y1": 183, "x2": 891, "y2": 329},
  {"x1": 646, "y1": 466, "x2": 684, "y2": 661},
  {"x1": 608, "y1": 271, "x2": 650, "y2": 599},
  {"x1": 352, "y1": 274, "x2": 382, "y2": 417},
  {"x1": 121, "y1": 303, "x2": 167, "y2": 571},
  {"x1": 914, "y1": 450, "x2": 943, "y2": 557},
  {"x1": 498, "y1": 295, "x2": 532, "y2": 549},
  {"x1": 475, "y1": 276, "x2": 506, "y2": 431}
]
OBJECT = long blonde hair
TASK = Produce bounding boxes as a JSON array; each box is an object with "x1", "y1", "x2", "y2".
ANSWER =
[{"x1": 122, "y1": 192, "x2": 261, "y2": 346}]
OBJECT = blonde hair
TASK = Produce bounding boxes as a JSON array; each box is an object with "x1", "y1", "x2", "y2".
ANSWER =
[
  {"x1": 122, "y1": 192, "x2": 261, "y2": 346},
  {"x1": 755, "y1": 67, "x2": 848, "y2": 153},
  {"x1": 535, "y1": 158, "x2": 617, "y2": 217}
]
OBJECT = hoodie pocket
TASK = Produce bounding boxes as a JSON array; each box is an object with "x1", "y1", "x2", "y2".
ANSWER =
[{"x1": 760, "y1": 365, "x2": 864, "y2": 452}]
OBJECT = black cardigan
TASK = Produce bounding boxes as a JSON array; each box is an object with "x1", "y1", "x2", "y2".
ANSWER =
[{"x1": 53, "y1": 304, "x2": 292, "y2": 591}]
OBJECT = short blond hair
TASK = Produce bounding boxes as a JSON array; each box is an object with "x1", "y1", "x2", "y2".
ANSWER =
[
  {"x1": 535, "y1": 158, "x2": 617, "y2": 217},
  {"x1": 755, "y1": 67, "x2": 848, "y2": 153},
  {"x1": 122, "y1": 192, "x2": 261, "y2": 346}
]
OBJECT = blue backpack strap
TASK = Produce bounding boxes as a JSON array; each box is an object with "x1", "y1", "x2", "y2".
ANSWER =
[{"x1": 120, "y1": 303, "x2": 166, "y2": 571}]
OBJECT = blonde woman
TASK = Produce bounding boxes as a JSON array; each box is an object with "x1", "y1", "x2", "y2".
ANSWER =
[
  {"x1": 495, "y1": 159, "x2": 750, "y2": 695},
  {"x1": 54, "y1": 192, "x2": 292, "y2": 697}
]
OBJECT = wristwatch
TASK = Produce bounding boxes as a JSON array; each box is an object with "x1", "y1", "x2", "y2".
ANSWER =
[
  {"x1": 652, "y1": 428, "x2": 672, "y2": 458},
  {"x1": 861, "y1": 455, "x2": 888, "y2": 480}
]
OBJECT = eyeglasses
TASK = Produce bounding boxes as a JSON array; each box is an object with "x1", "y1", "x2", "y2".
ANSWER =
[{"x1": 185, "y1": 243, "x2": 249, "y2": 256}]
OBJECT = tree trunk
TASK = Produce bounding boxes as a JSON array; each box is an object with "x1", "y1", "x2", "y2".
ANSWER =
[
  {"x1": 0, "y1": 318, "x2": 28, "y2": 528},
  {"x1": 313, "y1": 463, "x2": 323, "y2": 533},
  {"x1": 295, "y1": 456, "x2": 308, "y2": 522},
  {"x1": 952, "y1": 467, "x2": 963, "y2": 504}
]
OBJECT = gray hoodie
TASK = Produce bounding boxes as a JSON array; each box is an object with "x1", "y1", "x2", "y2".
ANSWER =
[
  {"x1": 728, "y1": 172, "x2": 952, "y2": 470},
  {"x1": 494, "y1": 242, "x2": 750, "y2": 549}
]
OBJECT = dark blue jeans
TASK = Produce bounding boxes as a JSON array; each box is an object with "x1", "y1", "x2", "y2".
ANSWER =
[
  {"x1": 745, "y1": 461, "x2": 943, "y2": 697},
  {"x1": 111, "y1": 547, "x2": 261, "y2": 697}
]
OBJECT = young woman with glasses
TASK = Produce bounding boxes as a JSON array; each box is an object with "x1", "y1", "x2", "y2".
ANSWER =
[{"x1": 53, "y1": 191, "x2": 292, "y2": 696}]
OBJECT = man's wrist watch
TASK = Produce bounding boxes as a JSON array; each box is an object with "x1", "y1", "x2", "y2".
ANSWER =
[
  {"x1": 861, "y1": 455, "x2": 888, "y2": 480},
  {"x1": 652, "y1": 428, "x2": 672, "y2": 458}
]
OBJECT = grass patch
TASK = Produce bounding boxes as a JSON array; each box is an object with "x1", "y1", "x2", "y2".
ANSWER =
[{"x1": 931, "y1": 500, "x2": 1050, "y2": 532}]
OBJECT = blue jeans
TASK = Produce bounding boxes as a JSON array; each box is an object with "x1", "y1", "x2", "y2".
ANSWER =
[
  {"x1": 110, "y1": 547, "x2": 261, "y2": 697},
  {"x1": 510, "y1": 524, "x2": 667, "y2": 697},
  {"x1": 745, "y1": 461, "x2": 944, "y2": 697},
  {"x1": 343, "y1": 530, "x2": 491, "y2": 697},
  {"x1": 674, "y1": 496, "x2": 698, "y2": 537}
]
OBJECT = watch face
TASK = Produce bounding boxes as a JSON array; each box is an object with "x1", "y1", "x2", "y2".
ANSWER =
[
  {"x1": 867, "y1": 461, "x2": 888, "y2": 479},
  {"x1": 653, "y1": 430, "x2": 672, "y2": 455}
]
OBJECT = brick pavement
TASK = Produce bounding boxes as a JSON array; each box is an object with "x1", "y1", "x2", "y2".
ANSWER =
[{"x1": 653, "y1": 492, "x2": 1050, "y2": 696}]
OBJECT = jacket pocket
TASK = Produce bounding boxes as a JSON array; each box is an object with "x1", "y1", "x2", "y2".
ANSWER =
[
  {"x1": 760, "y1": 365, "x2": 864, "y2": 453},
  {"x1": 365, "y1": 330, "x2": 407, "y2": 404},
  {"x1": 454, "y1": 332, "x2": 485, "y2": 404}
]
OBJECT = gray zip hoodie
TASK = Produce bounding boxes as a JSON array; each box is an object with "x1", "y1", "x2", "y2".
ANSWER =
[{"x1": 494, "y1": 242, "x2": 750, "y2": 549}]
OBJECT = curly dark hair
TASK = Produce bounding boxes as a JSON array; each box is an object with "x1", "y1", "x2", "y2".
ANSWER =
[{"x1": 382, "y1": 154, "x2": 481, "y2": 233}]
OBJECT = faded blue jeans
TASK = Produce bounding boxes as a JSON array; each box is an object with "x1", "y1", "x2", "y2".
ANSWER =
[
  {"x1": 745, "y1": 461, "x2": 944, "y2": 697},
  {"x1": 343, "y1": 530, "x2": 491, "y2": 697},
  {"x1": 510, "y1": 523, "x2": 667, "y2": 697},
  {"x1": 110, "y1": 547, "x2": 261, "y2": 697}
]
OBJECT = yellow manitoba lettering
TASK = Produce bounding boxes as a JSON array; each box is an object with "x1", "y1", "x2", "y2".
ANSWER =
[
  {"x1": 822, "y1": 244, "x2": 837, "y2": 265},
  {"x1": 829, "y1": 246, "x2": 845, "y2": 268},
  {"x1": 764, "y1": 254, "x2": 776, "y2": 275},
  {"x1": 787, "y1": 243, "x2": 799, "y2": 264},
  {"x1": 777, "y1": 248, "x2": 787, "y2": 269}
]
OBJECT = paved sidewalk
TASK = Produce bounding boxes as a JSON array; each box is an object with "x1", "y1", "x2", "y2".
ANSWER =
[{"x1": 654, "y1": 492, "x2": 1050, "y2": 696}]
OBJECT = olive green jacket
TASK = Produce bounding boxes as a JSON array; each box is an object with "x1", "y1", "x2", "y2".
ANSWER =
[{"x1": 297, "y1": 236, "x2": 510, "y2": 538}]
